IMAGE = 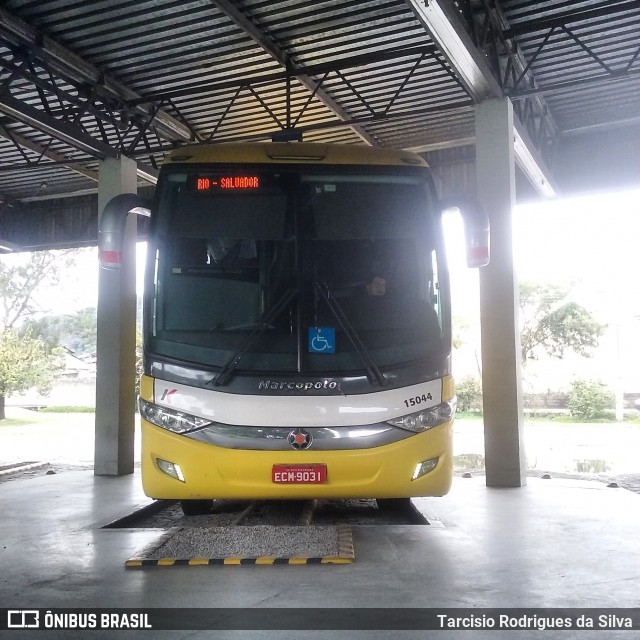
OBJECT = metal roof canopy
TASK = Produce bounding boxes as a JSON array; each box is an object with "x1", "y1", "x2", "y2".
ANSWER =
[{"x1": 0, "y1": 0, "x2": 639, "y2": 249}]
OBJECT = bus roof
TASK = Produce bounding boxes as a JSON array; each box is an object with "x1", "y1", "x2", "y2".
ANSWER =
[{"x1": 164, "y1": 142, "x2": 428, "y2": 168}]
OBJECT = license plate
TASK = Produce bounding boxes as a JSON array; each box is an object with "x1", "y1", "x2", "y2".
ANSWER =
[{"x1": 272, "y1": 464, "x2": 327, "y2": 484}]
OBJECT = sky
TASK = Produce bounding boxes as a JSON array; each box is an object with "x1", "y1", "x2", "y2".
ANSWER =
[
  {"x1": 514, "y1": 188, "x2": 640, "y2": 305},
  {"x1": 445, "y1": 186, "x2": 640, "y2": 390},
  {"x1": 445, "y1": 186, "x2": 640, "y2": 312}
]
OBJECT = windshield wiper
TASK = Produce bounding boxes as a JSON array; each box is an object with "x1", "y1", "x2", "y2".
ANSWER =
[
  {"x1": 210, "y1": 288, "x2": 298, "y2": 386},
  {"x1": 315, "y1": 280, "x2": 386, "y2": 387}
]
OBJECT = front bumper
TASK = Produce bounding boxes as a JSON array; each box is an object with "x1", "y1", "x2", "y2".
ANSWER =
[{"x1": 141, "y1": 418, "x2": 453, "y2": 500}]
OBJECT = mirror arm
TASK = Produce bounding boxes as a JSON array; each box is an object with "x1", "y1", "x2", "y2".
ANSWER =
[{"x1": 98, "y1": 194, "x2": 152, "y2": 269}]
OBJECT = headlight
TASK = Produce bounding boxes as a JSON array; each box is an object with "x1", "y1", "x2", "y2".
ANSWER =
[
  {"x1": 386, "y1": 398, "x2": 456, "y2": 433},
  {"x1": 139, "y1": 398, "x2": 212, "y2": 434}
]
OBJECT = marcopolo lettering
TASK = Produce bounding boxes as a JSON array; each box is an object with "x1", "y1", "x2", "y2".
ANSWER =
[{"x1": 258, "y1": 379, "x2": 339, "y2": 392}]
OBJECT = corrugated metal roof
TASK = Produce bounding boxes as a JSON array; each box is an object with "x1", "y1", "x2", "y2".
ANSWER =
[
  {"x1": 0, "y1": 0, "x2": 638, "y2": 213},
  {"x1": 499, "y1": 0, "x2": 640, "y2": 132}
]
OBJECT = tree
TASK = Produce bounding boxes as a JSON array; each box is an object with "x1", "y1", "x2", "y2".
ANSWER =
[
  {"x1": 0, "y1": 328, "x2": 64, "y2": 420},
  {"x1": 519, "y1": 282, "x2": 606, "y2": 364},
  {"x1": 0, "y1": 250, "x2": 80, "y2": 328},
  {"x1": 0, "y1": 251, "x2": 77, "y2": 330},
  {"x1": 22, "y1": 307, "x2": 97, "y2": 355},
  {"x1": 568, "y1": 379, "x2": 614, "y2": 421},
  {"x1": 0, "y1": 250, "x2": 79, "y2": 419},
  {"x1": 456, "y1": 376, "x2": 482, "y2": 412}
]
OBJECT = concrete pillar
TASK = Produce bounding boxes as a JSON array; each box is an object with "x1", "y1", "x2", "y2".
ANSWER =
[
  {"x1": 94, "y1": 156, "x2": 138, "y2": 476},
  {"x1": 475, "y1": 98, "x2": 526, "y2": 487}
]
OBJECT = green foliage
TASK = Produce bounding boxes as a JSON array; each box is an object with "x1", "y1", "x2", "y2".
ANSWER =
[
  {"x1": 0, "y1": 328, "x2": 64, "y2": 419},
  {"x1": 567, "y1": 379, "x2": 614, "y2": 421},
  {"x1": 455, "y1": 410, "x2": 484, "y2": 420},
  {"x1": 456, "y1": 376, "x2": 482, "y2": 412},
  {"x1": 22, "y1": 307, "x2": 97, "y2": 355},
  {"x1": 41, "y1": 406, "x2": 95, "y2": 413},
  {"x1": 0, "y1": 417, "x2": 34, "y2": 428},
  {"x1": 519, "y1": 282, "x2": 606, "y2": 364},
  {"x1": 0, "y1": 249, "x2": 81, "y2": 419}
]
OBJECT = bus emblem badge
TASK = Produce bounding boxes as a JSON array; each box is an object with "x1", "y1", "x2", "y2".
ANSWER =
[{"x1": 288, "y1": 428, "x2": 313, "y2": 450}]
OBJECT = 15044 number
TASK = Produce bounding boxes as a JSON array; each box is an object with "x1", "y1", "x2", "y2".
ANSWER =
[{"x1": 403, "y1": 393, "x2": 433, "y2": 408}]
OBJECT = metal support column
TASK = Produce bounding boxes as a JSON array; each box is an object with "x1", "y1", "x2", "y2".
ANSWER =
[
  {"x1": 475, "y1": 98, "x2": 526, "y2": 487},
  {"x1": 94, "y1": 156, "x2": 138, "y2": 476}
]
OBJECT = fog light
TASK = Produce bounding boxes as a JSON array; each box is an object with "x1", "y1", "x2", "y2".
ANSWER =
[
  {"x1": 156, "y1": 458, "x2": 185, "y2": 482},
  {"x1": 412, "y1": 457, "x2": 439, "y2": 480}
]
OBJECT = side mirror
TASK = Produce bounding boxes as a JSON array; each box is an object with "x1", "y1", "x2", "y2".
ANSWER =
[
  {"x1": 98, "y1": 194, "x2": 152, "y2": 269},
  {"x1": 442, "y1": 198, "x2": 490, "y2": 268}
]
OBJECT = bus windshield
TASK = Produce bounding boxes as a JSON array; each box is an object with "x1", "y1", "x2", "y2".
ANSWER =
[{"x1": 148, "y1": 166, "x2": 449, "y2": 378}]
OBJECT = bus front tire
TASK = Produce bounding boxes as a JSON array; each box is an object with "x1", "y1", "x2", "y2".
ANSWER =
[
  {"x1": 180, "y1": 499, "x2": 213, "y2": 516},
  {"x1": 376, "y1": 498, "x2": 411, "y2": 511}
]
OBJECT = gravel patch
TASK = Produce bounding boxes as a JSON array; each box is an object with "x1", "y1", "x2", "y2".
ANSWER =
[{"x1": 148, "y1": 525, "x2": 340, "y2": 559}]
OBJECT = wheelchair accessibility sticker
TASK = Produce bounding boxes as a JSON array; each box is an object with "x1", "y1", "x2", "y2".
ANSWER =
[{"x1": 308, "y1": 327, "x2": 336, "y2": 354}]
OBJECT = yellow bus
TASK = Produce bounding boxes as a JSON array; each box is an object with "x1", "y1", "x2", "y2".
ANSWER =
[{"x1": 100, "y1": 142, "x2": 489, "y2": 515}]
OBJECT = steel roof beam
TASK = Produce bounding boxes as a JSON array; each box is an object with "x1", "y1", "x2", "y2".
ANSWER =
[
  {"x1": 0, "y1": 6, "x2": 191, "y2": 144},
  {"x1": 0, "y1": 92, "x2": 119, "y2": 160},
  {"x1": 470, "y1": 0, "x2": 559, "y2": 174},
  {"x1": 0, "y1": 6, "x2": 177, "y2": 186},
  {"x1": 0, "y1": 93, "x2": 159, "y2": 184},
  {"x1": 502, "y1": 0, "x2": 640, "y2": 39},
  {"x1": 125, "y1": 45, "x2": 437, "y2": 106},
  {"x1": 209, "y1": 0, "x2": 377, "y2": 146},
  {"x1": 406, "y1": 0, "x2": 501, "y2": 101},
  {"x1": 0, "y1": 125, "x2": 99, "y2": 182},
  {"x1": 405, "y1": 0, "x2": 557, "y2": 197},
  {"x1": 124, "y1": 99, "x2": 474, "y2": 156},
  {"x1": 509, "y1": 67, "x2": 640, "y2": 100}
]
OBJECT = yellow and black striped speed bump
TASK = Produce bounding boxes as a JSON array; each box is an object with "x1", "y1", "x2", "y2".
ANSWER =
[{"x1": 125, "y1": 525, "x2": 354, "y2": 567}]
